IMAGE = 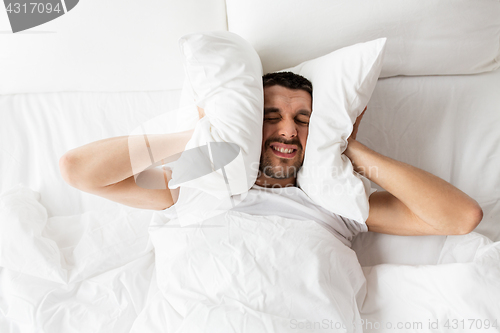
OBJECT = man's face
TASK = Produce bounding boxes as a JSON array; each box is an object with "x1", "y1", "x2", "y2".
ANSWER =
[{"x1": 259, "y1": 85, "x2": 312, "y2": 181}]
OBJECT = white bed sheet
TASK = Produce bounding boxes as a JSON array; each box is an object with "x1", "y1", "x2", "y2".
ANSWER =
[
  {"x1": 0, "y1": 185, "x2": 156, "y2": 333},
  {"x1": 0, "y1": 89, "x2": 185, "y2": 217},
  {"x1": 1, "y1": 185, "x2": 500, "y2": 333},
  {"x1": 360, "y1": 232, "x2": 500, "y2": 333}
]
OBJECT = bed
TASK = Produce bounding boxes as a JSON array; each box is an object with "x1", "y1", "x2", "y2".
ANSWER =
[{"x1": 1, "y1": 0, "x2": 500, "y2": 332}]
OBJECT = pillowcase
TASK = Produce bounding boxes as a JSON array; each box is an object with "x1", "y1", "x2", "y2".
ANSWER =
[
  {"x1": 168, "y1": 32, "x2": 263, "y2": 204},
  {"x1": 287, "y1": 38, "x2": 387, "y2": 224},
  {"x1": 226, "y1": 0, "x2": 500, "y2": 77}
]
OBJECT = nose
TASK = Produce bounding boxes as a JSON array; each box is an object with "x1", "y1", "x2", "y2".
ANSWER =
[{"x1": 278, "y1": 117, "x2": 297, "y2": 139}]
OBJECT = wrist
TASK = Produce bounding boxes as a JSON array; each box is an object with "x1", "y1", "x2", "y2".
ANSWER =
[
  {"x1": 344, "y1": 137, "x2": 362, "y2": 159},
  {"x1": 344, "y1": 138, "x2": 372, "y2": 176}
]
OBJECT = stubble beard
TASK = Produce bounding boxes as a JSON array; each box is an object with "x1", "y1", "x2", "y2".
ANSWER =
[{"x1": 259, "y1": 143, "x2": 303, "y2": 180}]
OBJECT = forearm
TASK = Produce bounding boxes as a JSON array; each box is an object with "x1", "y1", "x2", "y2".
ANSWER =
[
  {"x1": 344, "y1": 138, "x2": 482, "y2": 231},
  {"x1": 60, "y1": 130, "x2": 194, "y2": 189}
]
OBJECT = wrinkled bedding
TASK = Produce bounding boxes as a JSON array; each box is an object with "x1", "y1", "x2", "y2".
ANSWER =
[
  {"x1": 0, "y1": 185, "x2": 155, "y2": 332},
  {"x1": 361, "y1": 233, "x2": 500, "y2": 333},
  {"x1": 143, "y1": 209, "x2": 366, "y2": 332},
  {"x1": 1, "y1": 185, "x2": 500, "y2": 332}
]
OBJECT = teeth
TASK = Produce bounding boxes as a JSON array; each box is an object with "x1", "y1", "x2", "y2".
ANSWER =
[{"x1": 272, "y1": 146, "x2": 293, "y2": 154}]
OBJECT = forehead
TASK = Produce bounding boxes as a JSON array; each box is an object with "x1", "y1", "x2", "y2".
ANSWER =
[{"x1": 264, "y1": 85, "x2": 312, "y2": 111}]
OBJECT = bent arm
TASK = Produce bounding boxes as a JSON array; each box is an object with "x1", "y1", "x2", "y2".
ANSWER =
[
  {"x1": 344, "y1": 138, "x2": 483, "y2": 235},
  {"x1": 59, "y1": 130, "x2": 194, "y2": 210}
]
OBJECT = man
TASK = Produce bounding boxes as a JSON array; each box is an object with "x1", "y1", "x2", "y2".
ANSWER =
[{"x1": 59, "y1": 72, "x2": 483, "y2": 238}]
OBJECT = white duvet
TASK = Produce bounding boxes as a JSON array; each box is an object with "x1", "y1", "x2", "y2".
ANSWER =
[
  {"x1": 1, "y1": 184, "x2": 500, "y2": 333},
  {"x1": 142, "y1": 209, "x2": 366, "y2": 332}
]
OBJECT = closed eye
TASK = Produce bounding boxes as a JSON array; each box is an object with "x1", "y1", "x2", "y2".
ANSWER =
[{"x1": 296, "y1": 116, "x2": 310, "y2": 125}]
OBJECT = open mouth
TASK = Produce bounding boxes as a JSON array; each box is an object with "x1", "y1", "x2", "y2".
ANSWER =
[{"x1": 270, "y1": 144, "x2": 298, "y2": 159}]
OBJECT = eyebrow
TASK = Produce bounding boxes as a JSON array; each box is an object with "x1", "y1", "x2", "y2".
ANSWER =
[
  {"x1": 264, "y1": 107, "x2": 280, "y2": 115},
  {"x1": 264, "y1": 107, "x2": 312, "y2": 117},
  {"x1": 296, "y1": 109, "x2": 312, "y2": 117}
]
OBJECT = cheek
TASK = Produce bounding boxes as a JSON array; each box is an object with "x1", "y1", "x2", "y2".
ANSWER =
[
  {"x1": 300, "y1": 128, "x2": 309, "y2": 151},
  {"x1": 261, "y1": 124, "x2": 273, "y2": 148}
]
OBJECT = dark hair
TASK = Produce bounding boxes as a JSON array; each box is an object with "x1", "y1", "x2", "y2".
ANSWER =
[{"x1": 262, "y1": 72, "x2": 313, "y2": 98}]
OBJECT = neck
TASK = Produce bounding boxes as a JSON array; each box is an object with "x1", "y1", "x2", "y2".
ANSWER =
[{"x1": 254, "y1": 175, "x2": 296, "y2": 188}]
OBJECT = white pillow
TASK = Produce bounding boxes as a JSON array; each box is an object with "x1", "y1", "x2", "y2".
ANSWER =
[
  {"x1": 168, "y1": 32, "x2": 263, "y2": 203},
  {"x1": 287, "y1": 38, "x2": 387, "y2": 224},
  {"x1": 0, "y1": 0, "x2": 227, "y2": 94},
  {"x1": 226, "y1": 0, "x2": 500, "y2": 77}
]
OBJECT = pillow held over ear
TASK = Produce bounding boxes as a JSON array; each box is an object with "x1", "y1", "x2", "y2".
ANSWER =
[
  {"x1": 288, "y1": 38, "x2": 387, "y2": 224},
  {"x1": 169, "y1": 32, "x2": 264, "y2": 201}
]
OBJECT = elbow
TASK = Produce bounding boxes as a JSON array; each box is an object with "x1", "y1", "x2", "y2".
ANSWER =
[
  {"x1": 59, "y1": 151, "x2": 87, "y2": 189},
  {"x1": 59, "y1": 153, "x2": 74, "y2": 186},
  {"x1": 455, "y1": 202, "x2": 483, "y2": 235},
  {"x1": 467, "y1": 203, "x2": 484, "y2": 233}
]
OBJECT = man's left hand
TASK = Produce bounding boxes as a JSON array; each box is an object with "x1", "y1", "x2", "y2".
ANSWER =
[{"x1": 348, "y1": 106, "x2": 367, "y2": 141}]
